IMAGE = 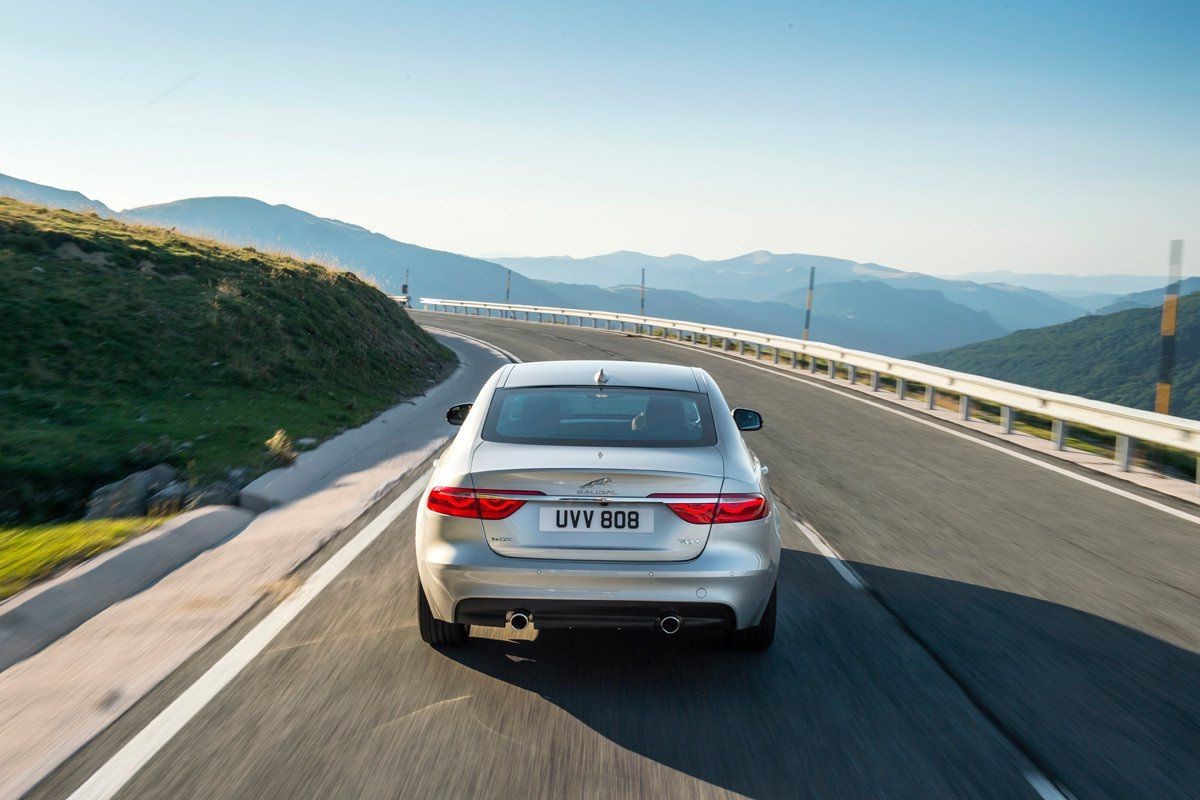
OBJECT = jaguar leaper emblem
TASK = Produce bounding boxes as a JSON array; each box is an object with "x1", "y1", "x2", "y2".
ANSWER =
[{"x1": 579, "y1": 477, "x2": 613, "y2": 489}]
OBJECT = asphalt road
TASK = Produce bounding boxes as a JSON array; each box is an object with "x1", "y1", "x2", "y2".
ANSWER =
[{"x1": 30, "y1": 314, "x2": 1200, "y2": 800}]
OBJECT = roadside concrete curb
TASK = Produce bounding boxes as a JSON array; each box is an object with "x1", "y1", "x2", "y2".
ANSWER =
[{"x1": 0, "y1": 506, "x2": 255, "y2": 673}]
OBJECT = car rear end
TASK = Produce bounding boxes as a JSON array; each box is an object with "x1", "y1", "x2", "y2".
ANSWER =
[{"x1": 416, "y1": 361, "x2": 780, "y2": 642}]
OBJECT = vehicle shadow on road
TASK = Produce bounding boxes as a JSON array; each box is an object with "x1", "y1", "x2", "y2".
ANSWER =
[{"x1": 442, "y1": 549, "x2": 1200, "y2": 800}]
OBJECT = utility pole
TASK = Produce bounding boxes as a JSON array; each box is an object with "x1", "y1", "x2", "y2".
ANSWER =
[
  {"x1": 505, "y1": 268, "x2": 511, "y2": 318},
  {"x1": 1156, "y1": 239, "x2": 1185, "y2": 415},
  {"x1": 640, "y1": 267, "x2": 646, "y2": 316},
  {"x1": 802, "y1": 267, "x2": 816, "y2": 340},
  {"x1": 401, "y1": 268, "x2": 410, "y2": 308}
]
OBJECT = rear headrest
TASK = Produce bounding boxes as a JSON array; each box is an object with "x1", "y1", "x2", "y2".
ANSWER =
[{"x1": 522, "y1": 394, "x2": 562, "y2": 428}]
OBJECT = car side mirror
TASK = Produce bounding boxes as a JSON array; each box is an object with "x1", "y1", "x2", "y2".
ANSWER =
[
  {"x1": 446, "y1": 403, "x2": 473, "y2": 426},
  {"x1": 732, "y1": 408, "x2": 763, "y2": 431}
]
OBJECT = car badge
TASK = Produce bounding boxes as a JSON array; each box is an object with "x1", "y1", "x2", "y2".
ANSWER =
[
  {"x1": 579, "y1": 477, "x2": 614, "y2": 489},
  {"x1": 595, "y1": 368, "x2": 609, "y2": 386},
  {"x1": 597, "y1": 450, "x2": 604, "y2": 460}
]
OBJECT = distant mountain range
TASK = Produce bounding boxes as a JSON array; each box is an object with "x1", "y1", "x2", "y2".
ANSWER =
[
  {"x1": 529, "y1": 278, "x2": 1005, "y2": 355},
  {"x1": 4, "y1": 169, "x2": 1169, "y2": 358},
  {"x1": 493, "y1": 251, "x2": 1087, "y2": 332},
  {"x1": 921, "y1": 293, "x2": 1200, "y2": 420}
]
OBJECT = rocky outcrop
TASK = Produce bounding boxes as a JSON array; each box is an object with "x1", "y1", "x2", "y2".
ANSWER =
[
  {"x1": 83, "y1": 464, "x2": 177, "y2": 519},
  {"x1": 184, "y1": 481, "x2": 239, "y2": 511}
]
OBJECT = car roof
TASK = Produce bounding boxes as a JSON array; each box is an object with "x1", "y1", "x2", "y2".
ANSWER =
[{"x1": 499, "y1": 360, "x2": 705, "y2": 392}]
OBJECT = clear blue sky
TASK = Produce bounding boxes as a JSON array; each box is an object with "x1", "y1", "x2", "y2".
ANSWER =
[{"x1": 1, "y1": 0, "x2": 1197, "y2": 275}]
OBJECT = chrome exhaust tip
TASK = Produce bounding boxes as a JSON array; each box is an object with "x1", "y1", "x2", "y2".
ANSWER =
[
  {"x1": 658, "y1": 614, "x2": 682, "y2": 635},
  {"x1": 508, "y1": 610, "x2": 531, "y2": 631}
]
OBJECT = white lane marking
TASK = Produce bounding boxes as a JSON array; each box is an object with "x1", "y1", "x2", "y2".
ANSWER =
[
  {"x1": 794, "y1": 520, "x2": 866, "y2": 590},
  {"x1": 67, "y1": 471, "x2": 432, "y2": 800},
  {"x1": 422, "y1": 324, "x2": 523, "y2": 363},
  {"x1": 659, "y1": 338, "x2": 1200, "y2": 528},
  {"x1": 1025, "y1": 771, "x2": 1075, "y2": 800}
]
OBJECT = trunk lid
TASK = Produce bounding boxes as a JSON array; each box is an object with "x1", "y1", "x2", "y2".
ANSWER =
[{"x1": 469, "y1": 442, "x2": 725, "y2": 561}]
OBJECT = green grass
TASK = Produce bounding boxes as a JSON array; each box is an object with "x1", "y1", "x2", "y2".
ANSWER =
[
  {"x1": 0, "y1": 518, "x2": 159, "y2": 600},
  {"x1": 0, "y1": 197, "x2": 456, "y2": 523}
]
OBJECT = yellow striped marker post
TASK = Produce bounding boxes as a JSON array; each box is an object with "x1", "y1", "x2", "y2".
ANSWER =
[{"x1": 1156, "y1": 240, "x2": 1184, "y2": 415}]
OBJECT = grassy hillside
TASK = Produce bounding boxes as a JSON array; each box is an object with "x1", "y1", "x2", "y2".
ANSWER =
[
  {"x1": 921, "y1": 293, "x2": 1200, "y2": 420},
  {"x1": 0, "y1": 198, "x2": 455, "y2": 522}
]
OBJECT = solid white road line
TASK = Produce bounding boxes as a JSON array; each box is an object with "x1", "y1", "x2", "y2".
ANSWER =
[
  {"x1": 1025, "y1": 770, "x2": 1076, "y2": 800},
  {"x1": 67, "y1": 470, "x2": 432, "y2": 800},
  {"x1": 423, "y1": 325, "x2": 523, "y2": 364},
  {"x1": 794, "y1": 520, "x2": 866, "y2": 590},
  {"x1": 657, "y1": 337, "x2": 1200, "y2": 528}
]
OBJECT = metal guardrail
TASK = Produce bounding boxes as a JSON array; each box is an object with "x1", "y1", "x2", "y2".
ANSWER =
[{"x1": 412, "y1": 297, "x2": 1200, "y2": 471}]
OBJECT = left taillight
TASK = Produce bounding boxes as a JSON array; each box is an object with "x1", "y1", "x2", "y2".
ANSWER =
[{"x1": 426, "y1": 487, "x2": 543, "y2": 520}]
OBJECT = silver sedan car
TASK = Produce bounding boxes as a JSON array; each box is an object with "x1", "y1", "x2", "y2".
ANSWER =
[{"x1": 415, "y1": 360, "x2": 781, "y2": 650}]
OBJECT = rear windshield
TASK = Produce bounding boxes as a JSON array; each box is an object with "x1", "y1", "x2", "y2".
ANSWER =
[{"x1": 481, "y1": 386, "x2": 717, "y2": 447}]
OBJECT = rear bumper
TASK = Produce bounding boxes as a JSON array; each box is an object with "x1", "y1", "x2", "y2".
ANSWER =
[
  {"x1": 455, "y1": 598, "x2": 735, "y2": 629},
  {"x1": 417, "y1": 519, "x2": 780, "y2": 630}
]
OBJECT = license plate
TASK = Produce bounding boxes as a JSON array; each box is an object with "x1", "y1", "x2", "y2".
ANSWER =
[{"x1": 539, "y1": 506, "x2": 653, "y2": 532}]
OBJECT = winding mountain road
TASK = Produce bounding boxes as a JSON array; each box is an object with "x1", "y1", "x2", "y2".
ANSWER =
[{"x1": 28, "y1": 313, "x2": 1200, "y2": 800}]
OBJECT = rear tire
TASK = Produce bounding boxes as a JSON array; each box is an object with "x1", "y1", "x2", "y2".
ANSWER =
[
  {"x1": 727, "y1": 584, "x2": 776, "y2": 651},
  {"x1": 418, "y1": 581, "x2": 469, "y2": 646}
]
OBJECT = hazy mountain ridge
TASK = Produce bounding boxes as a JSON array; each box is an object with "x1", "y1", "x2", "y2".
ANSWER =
[
  {"x1": 119, "y1": 196, "x2": 567, "y2": 305},
  {"x1": 1095, "y1": 279, "x2": 1200, "y2": 315},
  {"x1": 0, "y1": 173, "x2": 113, "y2": 217},
  {"x1": 951, "y1": 269, "x2": 1165, "y2": 295}
]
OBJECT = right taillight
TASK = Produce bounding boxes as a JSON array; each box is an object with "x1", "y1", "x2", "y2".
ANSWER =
[
  {"x1": 713, "y1": 494, "x2": 769, "y2": 523},
  {"x1": 650, "y1": 493, "x2": 769, "y2": 524},
  {"x1": 426, "y1": 487, "x2": 543, "y2": 520}
]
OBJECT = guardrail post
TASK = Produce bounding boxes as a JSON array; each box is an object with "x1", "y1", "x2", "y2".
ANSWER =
[
  {"x1": 925, "y1": 386, "x2": 935, "y2": 409},
  {"x1": 827, "y1": 360, "x2": 836, "y2": 378},
  {"x1": 896, "y1": 377, "x2": 907, "y2": 399},
  {"x1": 961, "y1": 396, "x2": 971, "y2": 421},
  {"x1": 847, "y1": 364, "x2": 857, "y2": 384},
  {"x1": 773, "y1": 347, "x2": 780, "y2": 364},
  {"x1": 1051, "y1": 419, "x2": 1066, "y2": 450},
  {"x1": 1001, "y1": 405, "x2": 1012, "y2": 433},
  {"x1": 790, "y1": 351, "x2": 797, "y2": 368},
  {"x1": 809, "y1": 357, "x2": 818, "y2": 374},
  {"x1": 1115, "y1": 436, "x2": 1134, "y2": 471},
  {"x1": 752, "y1": 343, "x2": 761, "y2": 359}
]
